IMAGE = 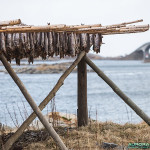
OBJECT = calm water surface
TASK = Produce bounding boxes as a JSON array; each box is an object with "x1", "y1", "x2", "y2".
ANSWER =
[{"x1": 0, "y1": 60, "x2": 150, "y2": 127}]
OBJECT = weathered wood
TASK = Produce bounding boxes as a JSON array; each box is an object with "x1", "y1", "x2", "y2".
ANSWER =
[
  {"x1": 0, "y1": 19, "x2": 21, "y2": 27},
  {"x1": 85, "y1": 56, "x2": 150, "y2": 126},
  {"x1": 0, "y1": 23, "x2": 102, "y2": 32},
  {"x1": 76, "y1": 24, "x2": 149, "y2": 34},
  {"x1": 3, "y1": 51, "x2": 86, "y2": 150},
  {"x1": 0, "y1": 53, "x2": 68, "y2": 150},
  {"x1": 0, "y1": 22, "x2": 148, "y2": 34},
  {"x1": 77, "y1": 54, "x2": 88, "y2": 126},
  {"x1": 100, "y1": 19, "x2": 144, "y2": 29}
]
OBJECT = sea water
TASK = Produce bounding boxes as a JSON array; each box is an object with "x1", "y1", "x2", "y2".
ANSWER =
[{"x1": 0, "y1": 60, "x2": 150, "y2": 127}]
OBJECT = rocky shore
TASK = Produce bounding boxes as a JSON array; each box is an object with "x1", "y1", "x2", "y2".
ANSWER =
[{"x1": 0, "y1": 61, "x2": 93, "y2": 74}]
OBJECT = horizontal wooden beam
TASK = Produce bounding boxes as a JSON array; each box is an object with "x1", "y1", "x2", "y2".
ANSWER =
[
  {"x1": 0, "y1": 24, "x2": 102, "y2": 33},
  {"x1": 0, "y1": 19, "x2": 148, "y2": 35},
  {"x1": 0, "y1": 19, "x2": 21, "y2": 27}
]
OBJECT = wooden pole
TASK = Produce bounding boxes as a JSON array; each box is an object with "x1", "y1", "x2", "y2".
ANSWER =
[
  {"x1": 3, "y1": 51, "x2": 86, "y2": 150},
  {"x1": 85, "y1": 56, "x2": 150, "y2": 126},
  {"x1": 0, "y1": 53, "x2": 68, "y2": 150},
  {"x1": 0, "y1": 24, "x2": 101, "y2": 33},
  {"x1": 0, "y1": 23, "x2": 148, "y2": 34},
  {"x1": 77, "y1": 54, "x2": 88, "y2": 126},
  {"x1": 0, "y1": 19, "x2": 21, "y2": 27}
]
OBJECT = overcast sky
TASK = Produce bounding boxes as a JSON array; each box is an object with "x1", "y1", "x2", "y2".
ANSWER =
[{"x1": 0, "y1": 0, "x2": 150, "y2": 56}]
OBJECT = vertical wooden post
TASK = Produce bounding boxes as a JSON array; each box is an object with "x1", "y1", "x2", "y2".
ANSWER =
[{"x1": 77, "y1": 54, "x2": 88, "y2": 126}]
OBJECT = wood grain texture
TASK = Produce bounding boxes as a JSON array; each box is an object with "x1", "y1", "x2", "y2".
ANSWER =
[{"x1": 77, "y1": 54, "x2": 88, "y2": 126}]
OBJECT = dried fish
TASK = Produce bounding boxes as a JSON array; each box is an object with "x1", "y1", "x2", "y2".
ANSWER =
[
  {"x1": 89, "y1": 34, "x2": 94, "y2": 47},
  {"x1": 35, "y1": 32, "x2": 41, "y2": 57},
  {"x1": 40, "y1": 32, "x2": 45, "y2": 48},
  {"x1": 80, "y1": 33, "x2": 87, "y2": 51},
  {"x1": 52, "y1": 32, "x2": 57, "y2": 56},
  {"x1": 86, "y1": 33, "x2": 90, "y2": 52},
  {"x1": 64, "y1": 32, "x2": 68, "y2": 54},
  {"x1": 6, "y1": 33, "x2": 12, "y2": 49},
  {"x1": 59, "y1": 32, "x2": 64, "y2": 58},
  {"x1": 75, "y1": 34, "x2": 80, "y2": 54},
  {"x1": 26, "y1": 33, "x2": 31, "y2": 52},
  {"x1": 28, "y1": 33, "x2": 34, "y2": 63},
  {"x1": 36, "y1": 32, "x2": 41, "y2": 47},
  {"x1": 93, "y1": 33, "x2": 102, "y2": 53},
  {"x1": 68, "y1": 32, "x2": 76, "y2": 56},
  {"x1": 56, "y1": 33, "x2": 60, "y2": 56},
  {"x1": 0, "y1": 31, "x2": 103, "y2": 63},
  {"x1": 40, "y1": 32, "x2": 46, "y2": 59},
  {"x1": 5, "y1": 33, "x2": 12, "y2": 62},
  {"x1": 47, "y1": 32, "x2": 54, "y2": 57},
  {"x1": 14, "y1": 33, "x2": 20, "y2": 48},
  {"x1": 44, "y1": 32, "x2": 48, "y2": 57}
]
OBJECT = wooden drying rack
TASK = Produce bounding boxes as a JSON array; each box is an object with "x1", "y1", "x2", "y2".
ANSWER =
[
  {"x1": 0, "y1": 19, "x2": 150, "y2": 150},
  {"x1": 0, "y1": 19, "x2": 149, "y2": 34}
]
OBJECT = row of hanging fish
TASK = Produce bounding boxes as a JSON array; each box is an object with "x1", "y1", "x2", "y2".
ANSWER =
[{"x1": 0, "y1": 32, "x2": 102, "y2": 65}]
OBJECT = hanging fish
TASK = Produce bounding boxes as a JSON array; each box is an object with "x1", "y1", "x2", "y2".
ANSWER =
[
  {"x1": 44, "y1": 32, "x2": 48, "y2": 58},
  {"x1": 11, "y1": 34, "x2": 16, "y2": 60},
  {"x1": 33, "y1": 32, "x2": 37, "y2": 46},
  {"x1": 20, "y1": 33, "x2": 25, "y2": 45},
  {"x1": 28, "y1": 33, "x2": 34, "y2": 64},
  {"x1": 59, "y1": 32, "x2": 64, "y2": 58},
  {"x1": 93, "y1": 33, "x2": 102, "y2": 53},
  {"x1": 5, "y1": 33, "x2": 12, "y2": 62},
  {"x1": 75, "y1": 33, "x2": 80, "y2": 55},
  {"x1": 55, "y1": 33, "x2": 60, "y2": 56},
  {"x1": 35, "y1": 32, "x2": 41, "y2": 57},
  {"x1": 40, "y1": 32, "x2": 46, "y2": 59},
  {"x1": 86, "y1": 33, "x2": 90, "y2": 52},
  {"x1": 26, "y1": 33, "x2": 31, "y2": 53},
  {"x1": 99, "y1": 33, "x2": 102, "y2": 53},
  {"x1": 14, "y1": 33, "x2": 21, "y2": 65},
  {"x1": 73, "y1": 33, "x2": 78, "y2": 55},
  {"x1": 14, "y1": 33, "x2": 20, "y2": 48},
  {"x1": 68, "y1": 32, "x2": 76, "y2": 56},
  {"x1": 36, "y1": 32, "x2": 41, "y2": 47},
  {"x1": 64, "y1": 32, "x2": 68, "y2": 55},
  {"x1": 0, "y1": 33, "x2": 6, "y2": 55},
  {"x1": 6, "y1": 33, "x2": 12, "y2": 50},
  {"x1": 20, "y1": 33, "x2": 26, "y2": 58},
  {"x1": 40, "y1": 32, "x2": 45, "y2": 49},
  {"x1": 29, "y1": 33, "x2": 34, "y2": 51},
  {"x1": 89, "y1": 34, "x2": 94, "y2": 47},
  {"x1": 52, "y1": 32, "x2": 58, "y2": 56},
  {"x1": 47, "y1": 32, "x2": 54, "y2": 57},
  {"x1": 39, "y1": 32, "x2": 46, "y2": 59},
  {"x1": 80, "y1": 33, "x2": 87, "y2": 51}
]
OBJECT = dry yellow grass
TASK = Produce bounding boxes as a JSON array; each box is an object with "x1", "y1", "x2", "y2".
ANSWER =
[{"x1": 23, "y1": 121, "x2": 150, "y2": 150}]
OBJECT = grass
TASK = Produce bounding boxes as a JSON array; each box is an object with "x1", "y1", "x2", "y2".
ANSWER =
[{"x1": 20, "y1": 121, "x2": 150, "y2": 150}]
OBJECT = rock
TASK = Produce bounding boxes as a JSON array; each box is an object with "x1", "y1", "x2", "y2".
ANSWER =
[
  {"x1": 101, "y1": 142, "x2": 118, "y2": 149},
  {"x1": 29, "y1": 112, "x2": 77, "y2": 130},
  {"x1": 97, "y1": 142, "x2": 128, "y2": 150}
]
